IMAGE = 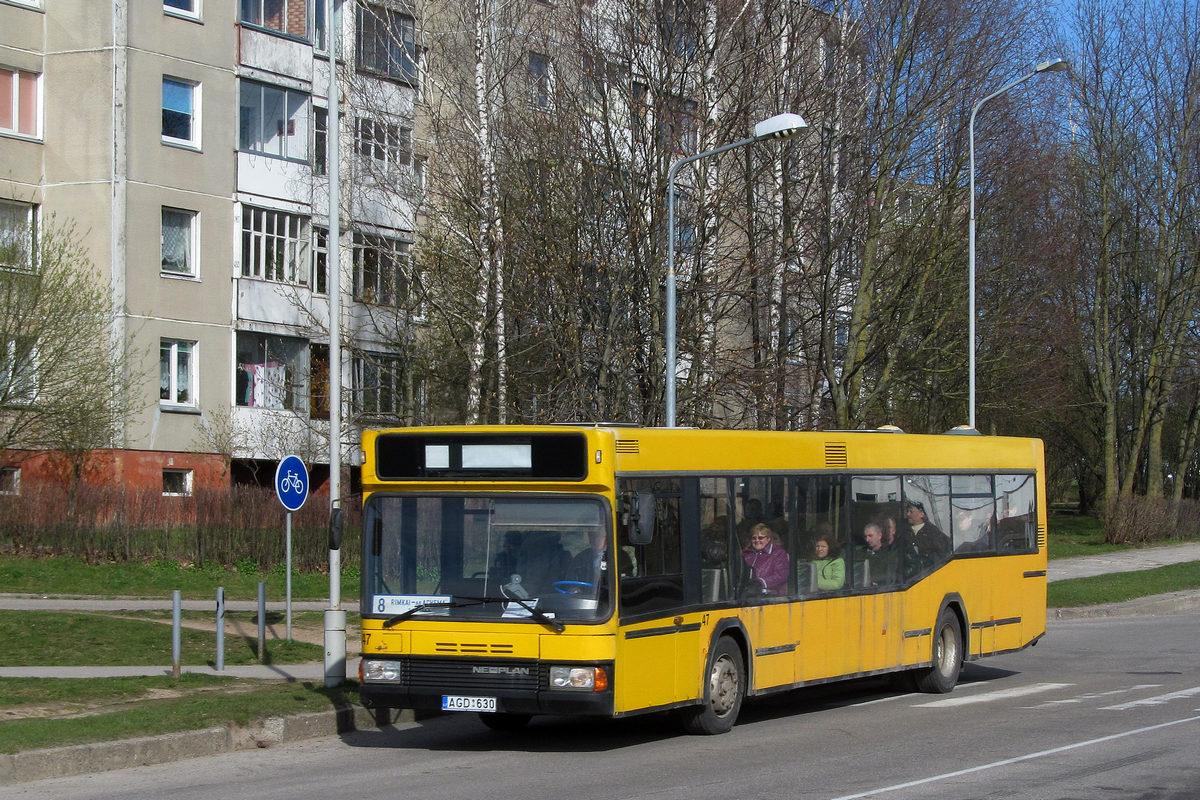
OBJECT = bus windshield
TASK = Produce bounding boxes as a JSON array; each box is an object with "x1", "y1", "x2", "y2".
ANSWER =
[{"x1": 362, "y1": 494, "x2": 614, "y2": 624}]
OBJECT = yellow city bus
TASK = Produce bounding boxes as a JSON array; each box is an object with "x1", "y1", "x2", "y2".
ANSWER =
[{"x1": 357, "y1": 425, "x2": 1046, "y2": 734}]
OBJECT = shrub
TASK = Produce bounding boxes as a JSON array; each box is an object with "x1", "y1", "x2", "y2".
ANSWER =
[
  {"x1": 0, "y1": 483, "x2": 360, "y2": 572},
  {"x1": 1104, "y1": 496, "x2": 1200, "y2": 545}
]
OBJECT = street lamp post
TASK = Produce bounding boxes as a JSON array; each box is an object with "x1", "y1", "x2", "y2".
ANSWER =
[
  {"x1": 666, "y1": 112, "x2": 808, "y2": 427},
  {"x1": 968, "y1": 57, "x2": 1068, "y2": 429}
]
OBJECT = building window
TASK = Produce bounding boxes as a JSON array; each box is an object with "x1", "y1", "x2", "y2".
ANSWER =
[
  {"x1": 0, "y1": 66, "x2": 40, "y2": 138},
  {"x1": 0, "y1": 467, "x2": 19, "y2": 495},
  {"x1": 353, "y1": 232, "x2": 411, "y2": 307},
  {"x1": 162, "y1": 468, "x2": 193, "y2": 496},
  {"x1": 239, "y1": 80, "x2": 309, "y2": 162},
  {"x1": 160, "y1": 339, "x2": 196, "y2": 407},
  {"x1": 2, "y1": 336, "x2": 38, "y2": 407},
  {"x1": 0, "y1": 200, "x2": 35, "y2": 272},
  {"x1": 312, "y1": 226, "x2": 328, "y2": 295},
  {"x1": 313, "y1": 106, "x2": 328, "y2": 176},
  {"x1": 241, "y1": 0, "x2": 310, "y2": 37},
  {"x1": 528, "y1": 52, "x2": 554, "y2": 109},
  {"x1": 241, "y1": 206, "x2": 310, "y2": 284},
  {"x1": 161, "y1": 207, "x2": 197, "y2": 276},
  {"x1": 162, "y1": 77, "x2": 199, "y2": 146},
  {"x1": 356, "y1": 3, "x2": 417, "y2": 84},
  {"x1": 236, "y1": 331, "x2": 310, "y2": 411},
  {"x1": 164, "y1": 0, "x2": 198, "y2": 17},
  {"x1": 309, "y1": 342, "x2": 329, "y2": 418},
  {"x1": 663, "y1": 96, "x2": 698, "y2": 156},
  {"x1": 354, "y1": 117, "x2": 411, "y2": 170},
  {"x1": 353, "y1": 351, "x2": 403, "y2": 417}
]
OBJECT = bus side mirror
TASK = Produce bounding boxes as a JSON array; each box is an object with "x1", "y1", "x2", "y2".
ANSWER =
[
  {"x1": 629, "y1": 492, "x2": 655, "y2": 545},
  {"x1": 329, "y1": 507, "x2": 344, "y2": 551}
]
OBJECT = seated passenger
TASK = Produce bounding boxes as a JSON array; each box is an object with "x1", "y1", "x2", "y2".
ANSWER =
[
  {"x1": 742, "y1": 523, "x2": 789, "y2": 595},
  {"x1": 855, "y1": 522, "x2": 898, "y2": 586},
  {"x1": 812, "y1": 535, "x2": 845, "y2": 590}
]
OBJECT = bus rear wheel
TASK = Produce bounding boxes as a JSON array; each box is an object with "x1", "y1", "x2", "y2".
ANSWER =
[
  {"x1": 912, "y1": 608, "x2": 963, "y2": 693},
  {"x1": 681, "y1": 637, "x2": 745, "y2": 735}
]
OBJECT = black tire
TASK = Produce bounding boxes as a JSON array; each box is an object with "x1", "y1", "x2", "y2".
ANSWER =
[
  {"x1": 912, "y1": 607, "x2": 963, "y2": 693},
  {"x1": 680, "y1": 637, "x2": 745, "y2": 735},
  {"x1": 477, "y1": 712, "x2": 532, "y2": 731}
]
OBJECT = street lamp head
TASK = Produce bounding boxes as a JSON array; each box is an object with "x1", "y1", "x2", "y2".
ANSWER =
[
  {"x1": 1034, "y1": 57, "x2": 1069, "y2": 74},
  {"x1": 753, "y1": 113, "x2": 808, "y2": 140}
]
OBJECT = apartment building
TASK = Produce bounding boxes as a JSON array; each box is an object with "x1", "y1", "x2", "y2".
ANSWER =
[{"x1": 0, "y1": 0, "x2": 420, "y2": 497}]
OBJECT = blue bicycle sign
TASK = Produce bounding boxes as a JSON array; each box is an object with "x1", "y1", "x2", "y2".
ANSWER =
[{"x1": 274, "y1": 455, "x2": 309, "y2": 511}]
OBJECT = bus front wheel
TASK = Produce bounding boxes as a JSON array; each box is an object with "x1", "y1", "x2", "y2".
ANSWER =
[
  {"x1": 680, "y1": 637, "x2": 745, "y2": 735},
  {"x1": 912, "y1": 608, "x2": 963, "y2": 693}
]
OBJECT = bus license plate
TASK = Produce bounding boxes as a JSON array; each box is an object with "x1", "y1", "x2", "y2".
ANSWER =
[{"x1": 442, "y1": 695, "x2": 497, "y2": 713}]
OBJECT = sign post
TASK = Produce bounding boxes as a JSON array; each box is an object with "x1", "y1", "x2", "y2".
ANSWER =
[{"x1": 274, "y1": 455, "x2": 309, "y2": 642}]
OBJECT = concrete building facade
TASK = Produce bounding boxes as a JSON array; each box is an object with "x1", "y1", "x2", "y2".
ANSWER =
[{"x1": 0, "y1": 0, "x2": 420, "y2": 497}]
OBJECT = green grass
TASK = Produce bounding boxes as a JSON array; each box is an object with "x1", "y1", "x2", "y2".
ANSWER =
[
  {"x1": 0, "y1": 610, "x2": 323, "y2": 667},
  {"x1": 0, "y1": 555, "x2": 357, "y2": 601},
  {"x1": 0, "y1": 677, "x2": 359, "y2": 754},
  {"x1": 1047, "y1": 561, "x2": 1200, "y2": 607},
  {"x1": 1046, "y1": 512, "x2": 1124, "y2": 559}
]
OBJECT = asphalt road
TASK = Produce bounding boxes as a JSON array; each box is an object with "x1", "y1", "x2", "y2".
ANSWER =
[{"x1": 4, "y1": 613, "x2": 1197, "y2": 800}]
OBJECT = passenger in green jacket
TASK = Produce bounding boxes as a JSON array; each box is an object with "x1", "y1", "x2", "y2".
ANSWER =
[{"x1": 812, "y1": 534, "x2": 845, "y2": 590}]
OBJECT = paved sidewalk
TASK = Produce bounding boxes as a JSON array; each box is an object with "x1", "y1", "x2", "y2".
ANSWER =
[{"x1": 1047, "y1": 541, "x2": 1200, "y2": 582}]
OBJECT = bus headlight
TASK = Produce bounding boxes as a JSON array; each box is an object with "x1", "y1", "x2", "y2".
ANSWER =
[
  {"x1": 549, "y1": 666, "x2": 608, "y2": 692},
  {"x1": 361, "y1": 659, "x2": 403, "y2": 682}
]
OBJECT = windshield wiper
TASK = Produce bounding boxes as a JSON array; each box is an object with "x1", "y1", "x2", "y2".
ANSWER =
[
  {"x1": 383, "y1": 599, "x2": 486, "y2": 628},
  {"x1": 382, "y1": 596, "x2": 565, "y2": 634}
]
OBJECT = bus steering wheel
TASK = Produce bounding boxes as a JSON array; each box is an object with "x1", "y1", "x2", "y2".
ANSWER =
[{"x1": 552, "y1": 580, "x2": 594, "y2": 594}]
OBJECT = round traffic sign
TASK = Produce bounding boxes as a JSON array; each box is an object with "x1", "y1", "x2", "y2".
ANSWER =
[{"x1": 275, "y1": 455, "x2": 309, "y2": 511}]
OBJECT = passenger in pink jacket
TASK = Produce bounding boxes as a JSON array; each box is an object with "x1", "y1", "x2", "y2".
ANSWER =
[{"x1": 742, "y1": 523, "x2": 789, "y2": 595}]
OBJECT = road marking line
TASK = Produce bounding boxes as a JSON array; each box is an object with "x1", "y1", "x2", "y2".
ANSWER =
[
  {"x1": 914, "y1": 682, "x2": 1073, "y2": 708},
  {"x1": 1102, "y1": 686, "x2": 1200, "y2": 711},
  {"x1": 825, "y1": 714, "x2": 1200, "y2": 800},
  {"x1": 1023, "y1": 685, "x2": 1162, "y2": 709}
]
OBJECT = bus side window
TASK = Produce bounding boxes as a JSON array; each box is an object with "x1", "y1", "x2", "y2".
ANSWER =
[{"x1": 619, "y1": 478, "x2": 684, "y2": 615}]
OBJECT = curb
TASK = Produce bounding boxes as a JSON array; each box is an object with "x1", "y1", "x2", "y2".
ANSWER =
[{"x1": 0, "y1": 705, "x2": 414, "y2": 786}]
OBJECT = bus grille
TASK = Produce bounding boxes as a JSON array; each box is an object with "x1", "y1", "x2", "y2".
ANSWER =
[
  {"x1": 405, "y1": 657, "x2": 541, "y2": 691},
  {"x1": 616, "y1": 440, "x2": 640, "y2": 453}
]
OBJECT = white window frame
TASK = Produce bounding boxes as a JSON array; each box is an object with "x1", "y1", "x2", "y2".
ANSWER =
[
  {"x1": 352, "y1": 231, "x2": 412, "y2": 308},
  {"x1": 354, "y1": 116, "x2": 411, "y2": 172},
  {"x1": 160, "y1": 338, "x2": 197, "y2": 408},
  {"x1": 0, "y1": 66, "x2": 40, "y2": 139},
  {"x1": 163, "y1": 0, "x2": 200, "y2": 19},
  {"x1": 0, "y1": 199, "x2": 36, "y2": 273},
  {"x1": 2, "y1": 336, "x2": 38, "y2": 407},
  {"x1": 240, "y1": 206, "x2": 310, "y2": 285},
  {"x1": 239, "y1": 79, "x2": 310, "y2": 162},
  {"x1": 161, "y1": 207, "x2": 198, "y2": 276},
  {"x1": 0, "y1": 466, "x2": 20, "y2": 495},
  {"x1": 162, "y1": 468, "x2": 194, "y2": 497},
  {"x1": 162, "y1": 76, "x2": 200, "y2": 148}
]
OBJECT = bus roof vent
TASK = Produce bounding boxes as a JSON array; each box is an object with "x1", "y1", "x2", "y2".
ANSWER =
[
  {"x1": 825, "y1": 442, "x2": 848, "y2": 469},
  {"x1": 616, "y1": 439, "x2": 640, "y2": 454}
]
